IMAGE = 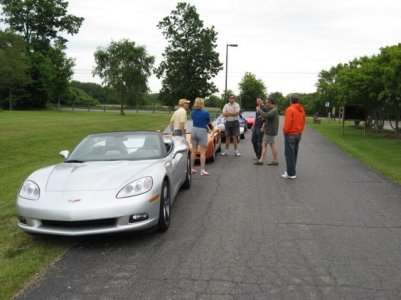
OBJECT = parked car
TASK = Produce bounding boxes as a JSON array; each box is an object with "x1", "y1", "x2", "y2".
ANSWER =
[
  {"x1": 241, "y1": 111, "x2": 255, "y2": 129},
  {"x1": 239, "y1": 114, "x2": 248, "y2": 133},
  {"x1": 164, "y1": 120, "x2": 221, "y2": 162},
  {"x1": 214, "y1": 114, "x2": 245, "y2": 141},
  {"x1": 16, "y1": 131, "x2": 191, "y2": 236}
]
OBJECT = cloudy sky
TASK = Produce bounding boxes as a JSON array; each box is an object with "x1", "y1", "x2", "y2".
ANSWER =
[{"x1": 61, "y1": 0, "x2": 401, "y2": 95}]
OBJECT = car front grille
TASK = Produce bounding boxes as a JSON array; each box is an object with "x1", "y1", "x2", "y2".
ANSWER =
[{"x1": 42, "y1": 218, "x2": 116, "y2": 228}]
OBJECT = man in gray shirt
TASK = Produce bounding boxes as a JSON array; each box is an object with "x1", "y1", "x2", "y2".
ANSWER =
[{"x1": 254, "y1": 97, "x2": 279, "y2": 165}]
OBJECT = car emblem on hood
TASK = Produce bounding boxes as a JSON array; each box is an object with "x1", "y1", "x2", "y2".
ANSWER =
[{"x1": 67, "y1": 199, "x2": 82, "y2": 204}]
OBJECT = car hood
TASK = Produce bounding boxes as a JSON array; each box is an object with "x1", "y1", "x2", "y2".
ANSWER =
[{"x1": 45, "y1": 161, "x2": 156, "y2": 191}]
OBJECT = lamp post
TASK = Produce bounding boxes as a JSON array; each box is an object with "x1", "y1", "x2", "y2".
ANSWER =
[{"x1": 224, "y1": 43, "x2": 238, "y2": 102}]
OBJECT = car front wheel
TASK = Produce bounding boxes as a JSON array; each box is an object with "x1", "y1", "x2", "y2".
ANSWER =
[{"x1": 158, "y1": 180, "x2": 170, "y2": 232}]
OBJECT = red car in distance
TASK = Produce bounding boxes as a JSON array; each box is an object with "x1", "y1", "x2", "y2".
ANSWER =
[{"x1": 241, "y1": 111, "x2": 255, "y2": 129}]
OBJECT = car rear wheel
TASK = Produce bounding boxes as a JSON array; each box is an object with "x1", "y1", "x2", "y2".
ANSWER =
[{"x1": 158, "y1": 180, "x2": 170, "y2": 232}]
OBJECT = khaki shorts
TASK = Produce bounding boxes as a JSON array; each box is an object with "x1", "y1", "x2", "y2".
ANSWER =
[{"x1": 263, "y1": 134, "x2": 275, "y2": 144}]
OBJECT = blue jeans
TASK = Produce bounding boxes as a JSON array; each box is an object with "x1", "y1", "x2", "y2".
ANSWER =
[
  {"x1": 251, "y1": 127, "x2": 263, "y2": 158},
  {"x1": 284, "y1": 134, "x2": 302, "y2": 176}
]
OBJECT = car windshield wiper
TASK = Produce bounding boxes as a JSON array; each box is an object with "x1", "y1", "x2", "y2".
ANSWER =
[{"x1": 65, "y1": 159, "x2": 85, "y2": 163}]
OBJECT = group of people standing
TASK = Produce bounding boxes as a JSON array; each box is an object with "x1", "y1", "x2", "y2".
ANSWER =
[
  {"x1": 169, "y1": 93, "x2": 305, "y2": 179},
  {"x1": 251, "y1": 94, "x2": 306, "y2": 179}
]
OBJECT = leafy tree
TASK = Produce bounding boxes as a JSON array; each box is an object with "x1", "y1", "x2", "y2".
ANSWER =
[
  {"x1": 238, "y1": 72, "x2": 267, "y2": 110},
  {"x1": 61, "y1": 86, "x2": 98, "y2": 107},
  {"x1": 0, "y1": 0, "x2": 84, "y2": 50},
  {"x1": 47, "y1": 43, "x2": 75, "y2": 109},
  {"x1": 0, "y1": 0, "x2": 83, "y2": 108},
  {"x1": 93, "y1": 39, "x2": 155, "y2": 114},
  {"x1": 205, "y1": 94, "x2": 222, "y2": 108},
  {"x1": 70, "y1": 81, "x2": 108, "y2": 104},
  {"x1": 377, "y1": 44, "x2": 401, "y2": 131},
  {"x1": 0, "y1": 30, "x2": 30, "y2": 110},
  {"x1": 156, "y1": 2, "x2": 223, "y2": 108}
]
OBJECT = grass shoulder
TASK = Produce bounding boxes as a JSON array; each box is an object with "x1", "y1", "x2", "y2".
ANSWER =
[{"x1": 307, "y1": 118, "x2": 401, "y2": 185}]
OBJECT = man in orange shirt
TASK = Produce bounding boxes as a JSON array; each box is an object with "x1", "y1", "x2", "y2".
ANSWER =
[{"x1": 282, "y1": 94, "x2": 305, "y2": 179}]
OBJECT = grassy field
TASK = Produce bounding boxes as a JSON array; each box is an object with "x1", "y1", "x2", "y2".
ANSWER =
[
  {"x1": 0, "y1": 110, "x2": 171, "y2": 300},
  {"x1": 307, "y1": 118, "x2": 401, "y2": 185}
]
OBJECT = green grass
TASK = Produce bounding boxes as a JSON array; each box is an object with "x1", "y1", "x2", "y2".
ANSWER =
[
  {"x1": 0, "y1": 110, "x2": 171, "y2": 300},
  {"x1": 308, "y1": 118, "x2": 401, "y2": 185}
]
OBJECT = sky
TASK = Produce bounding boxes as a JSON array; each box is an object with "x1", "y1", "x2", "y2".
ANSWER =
[{"x1": 20, "y1": 0, "x2": 401, "y2": 96}]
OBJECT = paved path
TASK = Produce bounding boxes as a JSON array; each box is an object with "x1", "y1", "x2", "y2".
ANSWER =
[{"x1": 15, "y1": 122, "x2": 401, "y2": 299}]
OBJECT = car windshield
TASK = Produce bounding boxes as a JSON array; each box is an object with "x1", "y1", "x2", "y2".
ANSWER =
[{"x1": 66, "y1": 132, "x2": 164, "y2": 162}]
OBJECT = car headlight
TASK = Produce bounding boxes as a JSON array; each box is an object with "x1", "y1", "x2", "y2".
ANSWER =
[
  {"x1": 117, "y1": 177, "x2": 153, "y2": 198},
  {"x1": 19, "y1": 180, "x2": 40, "y2": 200}
]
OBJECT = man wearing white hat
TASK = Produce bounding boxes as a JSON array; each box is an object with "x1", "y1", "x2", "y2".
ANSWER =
[{"x1": 170, "y1": 98, "x2": 190, "y2": 136}]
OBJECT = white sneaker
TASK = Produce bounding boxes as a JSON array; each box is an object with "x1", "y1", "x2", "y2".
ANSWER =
[
  {"x1": 234, "y1": 151, "x2": 241, "y2": 157},
  {"x1": 200, "y1": 170, "x2": 210, "y2": 176},
  {"x1": 221, "y1": 151, "x2": 229, "y2": 156},
  {"x1": 281, "y1": 172, "x2": 296, "y2": 179}
]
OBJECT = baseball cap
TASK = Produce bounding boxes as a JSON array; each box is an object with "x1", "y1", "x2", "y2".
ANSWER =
[{"x1": 179, "y1": 99, "x2": 190, "y2": 105}]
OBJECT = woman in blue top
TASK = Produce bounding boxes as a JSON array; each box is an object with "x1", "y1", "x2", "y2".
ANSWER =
[{"x1": 191, "y1": 97, "x2": 211, "y2": 176}]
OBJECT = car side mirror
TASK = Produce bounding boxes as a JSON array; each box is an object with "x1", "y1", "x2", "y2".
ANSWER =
[
  {"x1": 172, "y1": 143, "x2": 187, "y2": 159},
  {"x1": 59, "y1": 150, "x2": 70, "y2": 159}
]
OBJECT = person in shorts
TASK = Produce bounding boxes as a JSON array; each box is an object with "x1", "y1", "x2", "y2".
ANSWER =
[
  {"x1": 170, "y1": 98, "x2": 190, "y2": 136},
  {"x1": 221, "y1": 94, "x2": 241, "y2": 156},
  {"x1": 254, "y1": 97, "x2": 279, "y2": 165},
  {"x1": 190, "y1": 97, "x2": 211, "y2": 176}
]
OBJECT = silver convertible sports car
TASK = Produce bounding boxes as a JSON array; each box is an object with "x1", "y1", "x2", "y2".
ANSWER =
[{"x1": 16, "y1": 131, "x2": 192, "y2": 236}]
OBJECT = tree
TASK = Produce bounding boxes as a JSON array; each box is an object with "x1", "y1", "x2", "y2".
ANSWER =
[
  {"x1": 70, "y1": 81, "x2": 108, "y2": 104},
  {"x1": 61, "y1": 86, "x2": 99, "y2": 107},
  {"x1": 0, "y1": 0, "x2": 84, "y2": 51},
  {"x1": 205, "y1": 94, "x2": 222, "y2": 108},
  {"x1": 238, "y1": 72, "x2": 267, "y2": 110},
  {"x1": 47, "y1": 43, "x2": 75, "y2": 109},
  {"x1": 0, "y1": 0, "x2": 83, "y2": 108},
  {"x1": 156, "y1": 2, "x2": 223, "y2": 108},
  {"x1": 93, "y1": 39, "x2": 155, "y2": 114},
  {"x1": 377, "y1": 44, "x2": 401, "y2": 131},
  {"x1": 0, "y1": 30, "x2": 30, "y2": 110}
]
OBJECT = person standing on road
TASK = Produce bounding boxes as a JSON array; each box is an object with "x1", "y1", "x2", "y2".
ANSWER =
[
  {"x1": 190, "y1": 97, "x2": 211, "y2": 176},
  {"x1": 221, "y1": 94, "x2": 241, "y2": 156},
  {"x1": 282, "y1": 94, "x2": 305, "y2": 179},
  {"x1": 251, "y1": 96, "x2": 265, "y2": 160},
  {"x1": 254, "y1": 97, "x2": 279, "y2": 166},
  {"x1": 170, "y1": 98, "x2": 190, "y2": 136}
]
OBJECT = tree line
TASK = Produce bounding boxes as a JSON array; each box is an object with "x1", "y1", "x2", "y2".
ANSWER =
[{"x1": 1, "y1": 1, "x2": 400, "y2": 130}]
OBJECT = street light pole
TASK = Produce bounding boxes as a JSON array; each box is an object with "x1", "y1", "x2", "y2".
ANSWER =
[{"x1": 224, "y1": 43, "x2": 238, "y2": 102}]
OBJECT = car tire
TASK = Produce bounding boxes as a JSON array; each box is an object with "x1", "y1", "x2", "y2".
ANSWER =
[
  {"x1": 181, "y1": 155, "x2": 191, "y2": 190},
  {"x1": 158, "y1": 180, "x2": 171, "y2": 232}
]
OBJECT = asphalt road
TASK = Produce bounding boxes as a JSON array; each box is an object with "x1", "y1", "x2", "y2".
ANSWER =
[{"x1": 14, "y1": 122, "x2": 401, "y2": 300}]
